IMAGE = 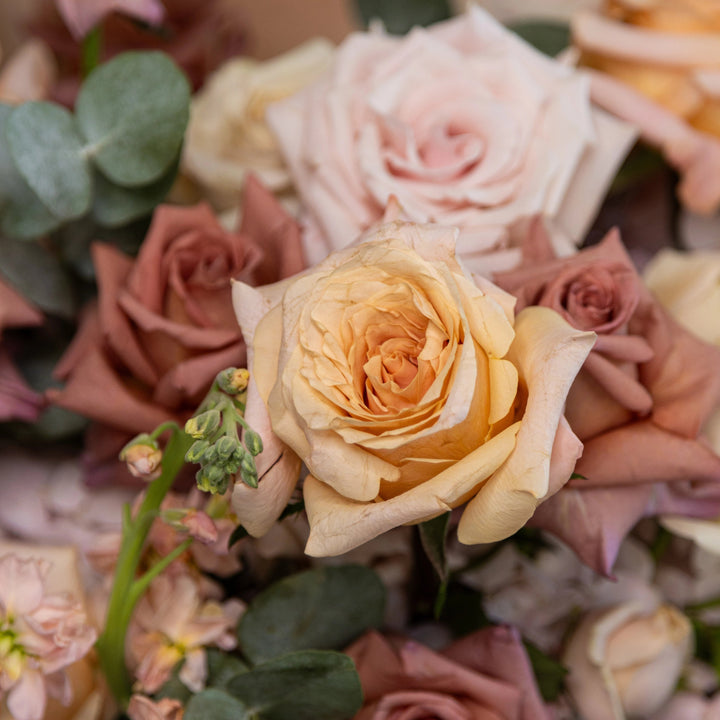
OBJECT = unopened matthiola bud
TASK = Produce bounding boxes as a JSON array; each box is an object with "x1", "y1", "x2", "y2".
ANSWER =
[
  {"x1": 215, "y1": 436, "x2": 241, "y2": 461},
  {"x1": 196, "y1": 464, "x2": 229, "y2": 494},
  {"x1": 216, "y1": 367, "x2": 250, "y2": 394},
  {"x1": 243, "y1": 428, "x2": 263, "y2": 456},
  {"x1": 185, "y1": 409, "x2": 222, "y2": 439},
  {"x1": 185, "y1": 439, "x2": 210, "y2": 464},
  {"x1": 120, "y1": 435, "x2": 163, "y2": 480},
  {"x1": 239, "y1": 452, "x2": 259, "y2": 489}
]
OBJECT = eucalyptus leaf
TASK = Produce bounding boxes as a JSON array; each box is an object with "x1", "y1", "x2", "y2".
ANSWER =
[
  {"x1": 0, "y1": 236, "x2": 75, "y2": 317},
  {"x1": 92, "y1": 153, "x2": 180, "y2": 227},
  {"x1": 507, "y1": 20, "x2": 570, "y2": 57},
  {"x1": 206, "y1": 648, "x2": 249, "y2": 687},
  {"x1": 76, "y1": 51, "x2": 190, "y2": 187},
  {"x1": 0, "y1": 104, "x2": 60, "y2": 239},
  {"x1": 238, "y1": 565, "x2": 385, "y2": 664},
  {"x1": 6, "y1": 102, "x2": 91, "y2": 220},
  {"x1": 225, "y1": 651, "x2": 363, "y2": 720},
  {"x1": 184, "y1": 688, "x2": 251, "y2": 720}
]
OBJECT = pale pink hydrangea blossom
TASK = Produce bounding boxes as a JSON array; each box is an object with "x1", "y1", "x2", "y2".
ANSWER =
[{"x1": 0, "y1": 554, "x2": 97, "y2": 720}]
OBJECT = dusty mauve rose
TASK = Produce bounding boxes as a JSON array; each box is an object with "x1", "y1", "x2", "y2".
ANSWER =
[
  {"x1": 650, "y1": 692, "x2": 720, "y2": 720},
  {"x1": 347, "y1": 627, "x2": 551, "y2": 720},
  {"x1": 267, "y1": 7, "x2": 635, "y2": 268},
  {"x1": 49, "y1": 177, "x2": 305, "y2": 482},
  {"x1": 0, "y1": 278, "x2": 44, "y2": 422},
  {"x1": 232, "y1": 218, "x2": 594, "y2": 555},
  {"x1": 182, "y1": 38, "x2": 334, "y2": 211},
  {"x1": 493, "y1": 227, "x2": 720, "y2": 574},
  {"x1": 563, "y1": 597, "x2": 693, "y2": 720}
]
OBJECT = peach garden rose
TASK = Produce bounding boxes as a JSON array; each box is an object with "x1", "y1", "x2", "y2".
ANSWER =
[
  {"x1": 232, "y1": 218, "x2": 595, "y2": 556},
  {"x1": 267, "y1": 7, "x2": 636, "y2": 268}
]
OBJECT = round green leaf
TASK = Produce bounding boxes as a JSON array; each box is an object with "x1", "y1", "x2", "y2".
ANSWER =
[
  {"x1": 238, "y1": 565, "x2": 385, "y2": 665},
  {"x1": 6, "y1": 102, "x2": 91, "y2": 220},
  {"x1": 91, "y1": 153, "x2": 179, "y2": 227},
  {"x1": 76, "y1": 51, "x2": 190, "y2": 187},
  {"x1": 225, "y1": 651, "x2": 363, "y2": 720},
  {"x1": 185, "y1": 689, "x2": 251, "y2": 720}
]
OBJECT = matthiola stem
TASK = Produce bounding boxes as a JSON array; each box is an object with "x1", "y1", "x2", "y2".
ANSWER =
[
  {"x1": 81, "y1": 25, "x2": 103, "y2": 77},
  {"x1": 95, "y1": 423, "x2": 193, "y2": 708}
]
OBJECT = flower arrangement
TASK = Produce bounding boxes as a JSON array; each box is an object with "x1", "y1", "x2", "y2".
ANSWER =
[{"x1": 2, "y1": 2, "x2": 720, "y2": 720}]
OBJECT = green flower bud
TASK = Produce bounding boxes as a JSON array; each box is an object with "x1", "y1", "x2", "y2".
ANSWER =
[
  {"x1": 215, "y1": 435, "x2": 241, "y2": 461},
  {"x1": 185, "y1": 409, "x2": 222, "y2": 439},
  {"x1": 243, "y1": 428, "x2": 263, "y2": 456},
  {"x1": 185, "y1": 439, "x2": 210, "y2": 464},
  {"x1": 239, "y1": 452, "x2": 259, "y2": 489},
  {"x1": 196, "y1": 464, "x2": 229, "y2": 495},
  {"x1": 216, "y1": 367, "x2": 250, "y2": 395}
]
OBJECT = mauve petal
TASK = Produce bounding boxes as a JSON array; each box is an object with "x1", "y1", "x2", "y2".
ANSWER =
[
  {"x1": 345, "y1": 631, "x2": 406, "y2": 702},
  {"x1": 444, "y1": 626, "x2": 551, "y2": 720},
  {"x1": 48, "y1": 346, "x2": 181, "y2": 435},
  {"x1": 530, "y1": 485, "x2": 654, "y2": 575},
  {"x1": 55, "y1": 0, "x2": 164, "y2": 40},
  {"x1": 93, "y1": 243, "x2": 159, "y2": 387},
  {"x1": 0, "y1": 350, "x2": 43, "y2": 422},
  {"x1": 153, "y1": 340, "x2": 245, "y2": 408},
  {"x1": 572, "y1": 421, "x2": 720, "y2": 490},
  {"x1": 239, "y1": 174, "x2": 306, "y2": 282}
]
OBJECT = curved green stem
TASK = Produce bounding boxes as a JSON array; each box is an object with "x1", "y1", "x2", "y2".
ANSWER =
[
  {"x1": 81, "y1": 25, "x2": 103, "y2": 77},
  {"x1": 95, "y1": 424, "x2": 193, "y2": 708}
]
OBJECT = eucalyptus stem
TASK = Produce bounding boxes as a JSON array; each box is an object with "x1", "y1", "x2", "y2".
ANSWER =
[
  {"x1": 95, "y1": 424, "x2": 193, "y2": 708},
  {"x1": 81, "y1": 25, "x2": 103, "y2": 77}
]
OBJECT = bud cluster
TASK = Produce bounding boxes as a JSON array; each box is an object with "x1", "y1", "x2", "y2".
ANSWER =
[{"x1": 184, "y1": 367, "x2": 263, "y2": 495}]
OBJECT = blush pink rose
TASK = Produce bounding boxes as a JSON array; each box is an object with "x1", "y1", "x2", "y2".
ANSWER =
[
  {"x1": 346, "y1": 627, "x2": 551, "y2": 720},
  {"x1": 493, "y1": 226, "x2": 720, "y2": 574},
  {"x1": 49, "y1": 176, "x2": 305, "y2": 483},
  {"x1": 267, "y1": 7, "x2": 636, "y2": 268}
]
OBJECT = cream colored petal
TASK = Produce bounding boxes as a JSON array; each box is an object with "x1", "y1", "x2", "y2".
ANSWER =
[
  {"x1": 488, "y1": 358, "x2": 518, "y2": 426},
  {"x1": 304, "y1": 422, "x2": 520, "y2": 556},
  {"x1": 457, "y1": 307, "x2": 595, "y2": 544},
  {"x1": 660, "y1": 516, "x2": 720, "y2": 556}
]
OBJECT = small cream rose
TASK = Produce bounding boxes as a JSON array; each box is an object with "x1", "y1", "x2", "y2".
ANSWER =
[
  {"x1": 232, "y1": 219, "x2": 594, "y2": 556},
  {"x1": 182, "y1": 38, "x2": 334, "y2": 210},
  {"x1": 564, "y1": 598, "x2": 693, "y2": 720}
]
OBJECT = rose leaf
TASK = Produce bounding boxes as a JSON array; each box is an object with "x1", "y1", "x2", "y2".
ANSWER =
[
  {"x1": 223, "y1": 651, "x2": 363, "y2": 720},
  {"x1": 5, "y1": 102, "x2": 92, "y2": 221},
  {"x1": 356, "y1": 0, "x2": 451, "y2": 34},
  {"x1": 75, "y1": 51, "x2": 190, "y2": 188},
  {"x1": 238, "y1": 565, "x2": 385, "y2": 664},
  {"x1": 184, "y1": 689, "x2": 252, "y2": 720},
  {"x1": 91, "y1": 153, "x2": 180, "y2": 227}
]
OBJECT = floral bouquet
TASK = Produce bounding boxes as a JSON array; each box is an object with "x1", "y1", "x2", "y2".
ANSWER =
[{"x1": 2, "y1": 1, "x2": 720, "y2": 719}]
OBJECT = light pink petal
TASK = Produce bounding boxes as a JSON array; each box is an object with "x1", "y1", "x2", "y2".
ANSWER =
[
  {"x1": 55, "y1": 0, "x2": 165, "y2": 40},
  {"x1": 7, "y1": 669, "x2": 46, "y2": 720}
]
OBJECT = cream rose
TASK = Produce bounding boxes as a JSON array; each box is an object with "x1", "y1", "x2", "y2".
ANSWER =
[
  {"x1": 564, "y1": 598, "x2": 693, "y2": 720},
  {"x1": 267, "y1": 7, "x2": 636, "y2": 267},
  {"x1": 181, "y1": 38, "x2": 334, "y2": 210},
  {"x1": 231, "y1": 219, "x2": 594, "y2": 556}
]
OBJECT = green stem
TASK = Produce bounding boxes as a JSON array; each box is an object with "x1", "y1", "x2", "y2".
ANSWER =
[
  {"x1": 95, "y1": 425, "x2": 193, "y2": 708},
  {"x1": 81, "y1": 25, "x2": 103, "y2": 77}
]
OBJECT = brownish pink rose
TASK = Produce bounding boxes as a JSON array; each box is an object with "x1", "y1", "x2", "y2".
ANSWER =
[
  {"x1": 346, "y1": 627, "x2": 551, "y2": 720},
  {"x1": 50, "y1": 176, "x2": 304, "y2": 482},
  {"x1": 494, "y1": 226, "x2": 720, "y2": 573}
]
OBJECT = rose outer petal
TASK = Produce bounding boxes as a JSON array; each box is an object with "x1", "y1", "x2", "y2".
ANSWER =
[
  {"x1": 303, "y1": 422, "x2": 520, "y2": 557},
  {"x1": 457, "y1": 307, "x2": 595, "y2": 544}
]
